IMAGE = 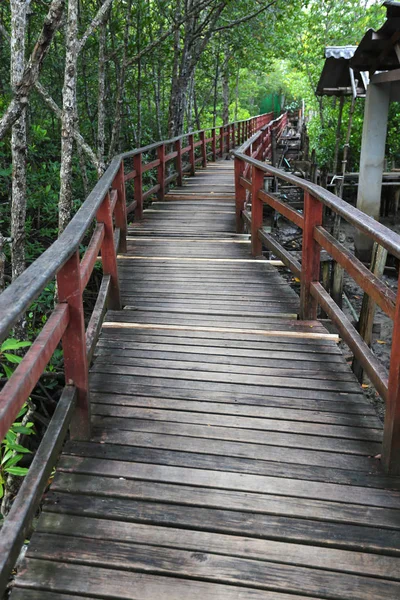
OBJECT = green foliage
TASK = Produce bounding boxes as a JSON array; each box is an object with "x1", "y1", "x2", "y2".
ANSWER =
[
  {"x1": 0, "y1": 403, "x2": 34, "y2": 499},
  {"x1": 0, "y1": 339, "x2": 34, "y2": 500}
]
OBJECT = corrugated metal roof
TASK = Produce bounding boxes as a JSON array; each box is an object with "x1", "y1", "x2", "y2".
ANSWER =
[
  {"x1": 325, "y1": 46, "x2": 357, "y2": 60},
  {"x1": 316, "y1": 46, "x2": 367, "y2": 97}
]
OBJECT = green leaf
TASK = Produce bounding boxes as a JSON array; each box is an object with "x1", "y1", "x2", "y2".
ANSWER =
[
  {"x1": 1, "y1": 339, "x2": 31, "y2": 351},
  {"x1": 4, "y1": 454, "x2": 23, "y2": 468},
  {"x1": 8, "y1": 444, "x2": 32, "y2": 454},
  {"x1": 2, "y1": 364, "x2": 13, "y2": 378},
  {"x1": 5, "y1": 430, "x2": 16, "y2": 445},
  {"x1": 0, "y1": 481, "x2": 3, "y2": 499},
  {"x1": 12, "y1": 425, "x2": 34, "y2": 435},
  {"x1": 5, "y1": 466, "x2": 29, "y2": 476},
  {"x1": 3, "y1": 353, "x2": 23, "y2": 364},
  {"x1": 1, "y1": 449, "x2": 13, "y2": 465}
]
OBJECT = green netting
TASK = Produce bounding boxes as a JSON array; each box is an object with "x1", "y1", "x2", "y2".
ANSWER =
[{"x1": 260, "y1": 93, "x2": 281, "y2": 117}]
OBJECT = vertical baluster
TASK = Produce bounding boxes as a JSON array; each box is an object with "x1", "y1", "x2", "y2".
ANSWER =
[
  {"x1": 234, "y1": 157, "x2": 246, "y2": 234},
  {"x1": 57, "y1": 251, "x2": 90, "y2": 439},
  {"x1": 232, "y1": 123, "x2": 235, "y2": 148},
  {"x1": 133, "y1": 153, "x2": 143, "y2": 219},
  {"x1": 112, "y1": 162, "x2": 127, "y2": 253},
  {"x1": 299, "y1": 191, "x2": 323, "y2": 320},
  {"x1": 175, "y1": 138, "x2": 183, "y2": 186},
  {"x1": 212, "y1": 128, "x2": 217, "y2": 162},
  {"x1": 220, "y1": 126, "x2": 224, "y2": 157},
  {"x1": 188, "y1": 133, "x2": 195, "y2": 176},
  {"x1": 157, "y1": 143, "x2": 166, "y2": 200},
  {"x1": 251, "y1": 165, "x2": 264, "y2": 256},
  {"x1": 383, "y1": 275, "x2": 400, "y2": 474},
  {"x1": 97, "y1": 193, "x2": 121, "y2": 311},
  {"x1": 200, "y1": 130, "x2": 207, "y2": 168}
]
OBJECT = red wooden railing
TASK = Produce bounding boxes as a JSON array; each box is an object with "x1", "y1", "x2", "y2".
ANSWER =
[
  {"x1": 0, "y1": 111, "x2": 273, "y2": 592},
  {"x1": 233, "y1": 133, "x2": 400, "y2": 476}
]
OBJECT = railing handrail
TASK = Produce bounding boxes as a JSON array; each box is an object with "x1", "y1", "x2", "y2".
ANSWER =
[
  {"x1": 235, "y1": 112, "x2": 287, "y2": 155},
  {"x1": 0, "y1": 112, "x2": 272, "y2": 344},
  {"x1": 233, "y1": 127, "x2": 400, "y2": 475},
  {"x1": 231, "y1": 153, "x2": 400, "y2": 260}
]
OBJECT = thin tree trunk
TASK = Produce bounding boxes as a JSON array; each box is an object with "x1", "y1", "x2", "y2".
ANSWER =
[
  {"x1": 10, "y1": 0, "x2": 30, "y2": 284},
  {"x1": 58, "y1": 0, "x2": 78, "y2": 234},
  {"x1": 234, "y1": 68, "x2": 239, "y2": 121},
  {"x1": 97, "y1": 11, "x2": 107, "y2": 162}
]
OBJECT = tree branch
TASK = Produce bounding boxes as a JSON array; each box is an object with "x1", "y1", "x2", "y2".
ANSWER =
[
  {"x1": 0, "y1": 0, "x2": 65, "y2": 140},
  {"x1": 77, "y1": 0, "x2": 114, "y2": 55},
  {"x1": 211, "y1": 1, "x2": 276, "y2": 33},
  {"x1": 34, "y1": 82, "x2": 105, "y2": 174}
]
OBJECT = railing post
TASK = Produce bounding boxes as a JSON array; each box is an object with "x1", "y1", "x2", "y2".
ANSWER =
[
  {"x1": 133, "y1": 153, "x2": 143, "y2": 219},
  {"x1": 226, "y1": 125, "x2": 230, "y2": 153},
  {"x1": 251, "y1": 165, "x2": 264, "y2": 256},
  {"x1": 383, "y1": 276, "x2": 400, "y2": 474},
  {"x1": 220, "y1": 126, "x2": 224, "y2": 157},
  {"x1": 112, "y1": 162, "x2": 127, "y2": 254},
  {"x1": 97, "y1": 192, "x2": 121, "y2": 311},
  {"x1": 57, "y1": 251, "x2": 90, "y2": 440},
  {"x1": 200, "y1": 130, "x2": 207, "y2": 167},
  {"x1": 175, "y1": 138, "x2": 183, "y2": 186},
  {"x1": 237, "y1": 122, "x2": 241, "y2": 146},
  {"x1": 232, "y1": 123, "x2": 235, "y2": 149},
  {"x1": 189, "y1": 133, "x2": 195, "y2": 176},
  {"x1": 299, "y1": 191, "x2": 323, "y2": 320},
  {"x1": 212, "y1": 128, "x2": 217, "y2": 162},
  {"x1": 234, "y1": 157, "x2": 246, "y2": 234},
  {"x1": 157, "y1": 143, "x2": 166, "y2": 200}
]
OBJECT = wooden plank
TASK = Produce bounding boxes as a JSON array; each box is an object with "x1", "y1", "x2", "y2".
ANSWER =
[
  {"x1": 14, "y1": 559, "x2": 324, "y2": 600},
  {"x1": 36, "y1": 513, "x2": 400, "y2": 580},
  {"x1": 90, "y1": 403, "x2": 381, "y2": 441},
  {"x1": 64, "y1": 439, "x2": 390, "y2": 485},
  {"x1": 23, "y1": 533, "x2": 400, "y2": 600},
  {"x1": 43, "y1": 491, "x2": 400, "y2": 553},
  {"x1": 102, "y1": 322, "x2": 339, "y2": 341}
]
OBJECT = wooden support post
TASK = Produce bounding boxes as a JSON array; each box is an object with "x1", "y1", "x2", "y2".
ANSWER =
[
  {"x1": 234, "y1": 157, "x2": 246, "y2": 234},
  {"x1": 57, "y1": 251, "x2": 90, "y2": 440},
  {"x1": 133, "y1": 153, "x2": 143, "y2": 220},
  {"x1": 175, "y1": 138, "x2": 183, "y2": 185},
  {"x1": 188, "y1": 133, "x2": 195, "y2": 176},
  {"x1": 112, "y1": 162, "x2": 127, "y2": 253},
  {"x1": 211, "y1": 128, "x2": 217, "y2": 162},
  {"x1": 300, "y1": 191, "x2": 323, "y2": 320},
  {"x1": 352, "y1": 242, "x2": 388, "y2": 381},
  {"x1": 226, "y1": 125, "x2": 230, "y2": 152},
  {"x1": 200, "y1": 130, "x2": 207, "y2": 167},
  {"x1": 383, "y1": 270, "x2": 400, "y2": 474},
  {"x1": 251, "y1": 165, "x2": 264, "y2": 256},
  {"x1": 220, "y1": 126, "x2": 224, "y2": 157},
  {"x1": 97, "y1": 193, "x2": 121, "y2": 310},
  {"x1": 157, "y1": 143, "x2": 166, "y2": 200},
  {"x1": 232, "y1": 123, "x2": 235, "y2": 148}
]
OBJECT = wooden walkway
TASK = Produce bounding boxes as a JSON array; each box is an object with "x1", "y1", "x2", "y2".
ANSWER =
[{"x1": 12, "y1": 160, "x2": 400, "y2": 599}]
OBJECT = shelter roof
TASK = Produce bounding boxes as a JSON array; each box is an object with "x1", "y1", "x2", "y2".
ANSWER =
[
  {"x1": 351, "y1": 1, "x2": 400, "y2": 73},
  {"x1": 316, "y1": 46, "x2": 368, "y2": 97}
]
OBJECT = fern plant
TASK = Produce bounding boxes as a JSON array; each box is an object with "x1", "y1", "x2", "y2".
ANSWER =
[{"x1": 0, "y1": 338, "x2": 33, "y2": 500}]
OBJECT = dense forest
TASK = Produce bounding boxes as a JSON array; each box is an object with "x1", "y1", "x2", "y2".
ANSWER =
[{"x1": 0, "y1": 0, "x2": 392, "y2": 512}]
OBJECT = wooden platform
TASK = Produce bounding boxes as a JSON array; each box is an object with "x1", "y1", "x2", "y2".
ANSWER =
[{"x1": 12, "y1": 160, "x2": 400, "y2": 599}]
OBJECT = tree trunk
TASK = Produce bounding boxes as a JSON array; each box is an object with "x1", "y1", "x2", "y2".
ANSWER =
[
  {"x1": 58, "y1": 0, "x2": 78, "y2": 234},
  {"x1": 97, "y1": 13, "x2": 107, "y2": 162},
  {"x1": 221, "y1": 49, "x2": 230, "y2": 125},
  {"x1": 10, "y1": 0, "x2": 30, "y2": 282}
]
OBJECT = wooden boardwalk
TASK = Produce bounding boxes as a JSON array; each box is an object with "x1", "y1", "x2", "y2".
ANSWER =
[{"x1": 12, "y1": 160, "x2": 400, "y2": 599}]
